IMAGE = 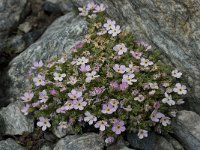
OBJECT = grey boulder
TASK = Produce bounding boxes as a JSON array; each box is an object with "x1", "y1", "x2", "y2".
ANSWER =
[
  {"x1": 53, "y1": 133, "x2": 104, "y2": 150},
  {"x1": 127, "y1": 132, "x2": 174, "y2": 150},
  {"x1": 6, "y1": 12, "x2": 87, "y2": 104},
  {"x1": 0, "y1": 101, "x2": 34, "y2": 135},
  {"x1": 0, "y1": 138, "x2": 25, "y2": 150},
  {"x1": 0, "y1": 0, "x2": 30, "y2": 40},
  {"x1": 172, "y1": 110, "x2": 200, "y2": 150}
]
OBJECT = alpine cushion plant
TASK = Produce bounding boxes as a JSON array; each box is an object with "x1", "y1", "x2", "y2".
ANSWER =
[{"x1": 21, "y1": 2, "x2": 188, "y2": 144}]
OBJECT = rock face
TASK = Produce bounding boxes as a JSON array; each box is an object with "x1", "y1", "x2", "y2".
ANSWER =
[
  {"x1": 172, "y1": 110, "x2": 200, "y2": 150},
  {"x1": 0, "y1": 138, "x2": 25, "y2": 150},
  {"x1": 0, "y1": 101, "x2": 34, "y2": 135},
  {"x1": 127, "y1": 133, "x2": 175, "y2": 150},
  {"x1": 5, "y1": 12, "x2": 87, "y2": 104},
  {"x1": 0, "y1": 0, "x2": 29, "y2": 40},
  {"x1": 53, "y1": 133, "x2": 104, "y2": 150},
  {"x1": 71, "y1": 0, "x2": 200, "y2": 114}
]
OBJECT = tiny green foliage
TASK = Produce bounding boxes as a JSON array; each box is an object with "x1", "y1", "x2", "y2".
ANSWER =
[{"x1": 21, "y1": 2, "x2": 187, "y2": 144}]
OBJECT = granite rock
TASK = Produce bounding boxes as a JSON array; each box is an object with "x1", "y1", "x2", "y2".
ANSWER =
[
  {"x1": 53, "y1": 133, "x2": 104, "y2": 150},
  {"x1": 0, "y1": 101, "x2": 34, "y2": 135}
]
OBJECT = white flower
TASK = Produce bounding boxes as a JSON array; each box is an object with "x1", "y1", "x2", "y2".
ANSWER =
[
  {"x1": 97, "y1": 28, "x2": 107, "y2": 35},
  {"x1": 86, "y1": 71, "x2": 99, "y2": 83},
  {"x1": 162, "y1": 92, "x2": 175, "y2": 106},
  {"x1": 76, "y1": 57, "x2": 89, "y2": 65},
  {"x1": 33, "y1": 74, "x2": 46, "y2": 86},
  {"x1": 21, "y1": 104, "x2": 30, "y2": 115},
  {"x1": 94, "y1": 120, "x2": 109, "y2": 131},
  {"x1": 57, "y1": 57, "x2": 66, "y2": 64},
  {"x1": 172, "y1": 69, "x2": 182, "y2": 78},
  {"x1": 122, "y1": 74, "x2": 137, "y2": 85},
  {"x1": 103, "y1": 19, "x2": 116, "y2": 31},
  {"x1": 37, "y1": 117, "x2": 51, "y2": 131},
  {"x1": 78, "y1": 7, "x2": 88, "y2": 16},
  {"x1": 108, "y1": 25, "x2": 121, "y2": 37},
  {"x1": 53, "y1": 72, "x2": 66, "y2": 81},
  {"x1": 134, "y1": 94, "x2": 145, "y2": 102},
  {"x1": 84, "y1": 111, "x2": 97, "y2": 125},
  {"x1": 173, "y1": 83, "x2": 187, "y2": 95},
  {"x1": 177, "y1": 99, "x2": 185, "y2": 105},
  {"x1": 149, "y1": 83, "x2": 159, "y2": 89},
  {"x1": 113, "y1": 43, "x2": 128, "y2": 55},
  {"x1": 140, "y1": 58, "x2": 153, "y2": 67},
  {"x1": 149, "y1": 90, "x2": 156, "y2": 96},
  {"x1": 160, "y1": 116, "x2": 171, "y2": 126},
  {"x1": 67, "y1": 76, "x2": 78, "y2": 85},
  {"x1": 138, "y1": 129, "x2": 148, "y2": 139}
]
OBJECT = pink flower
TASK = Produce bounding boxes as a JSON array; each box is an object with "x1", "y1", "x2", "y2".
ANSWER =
[
  {"x1": 73, "y1": 98, "x2": 87, "y2": 110},
  {"x1": 101, "y1": 104, "x2": 115, "y2": 114},
  {"x1": 75, "y1": 41, "x2": 84, "y2": 49},
  {"x1": 32, "y1": 60, "x2": 43, "y2": 69},
  {"x1": 113, "y1": 64, "x2": 126, "y2": 74},
  {"x1": 64, "y1": 100, "x2": 74, "y2": 110},
  {"x1": 21, "y1": 92, "x2": 34, "y2": 102},
  {"x1": 94, "y1": 87, "x2": 105, "y2": 95},
  {"x1": 93, "y1": 4, "x2": 105, "y2": 13},
  {"x1": 32, "y1": 101, "x2": 40, "y2": 107},
  {"x1": 68, "y1": 89, "x2": 82, "y2": 100},
  {"x1": 86, "y1": 1, "x2": 97, "y2": 10},
  {"x1": 39, "y1": 90, "x2": 48, "y2": 103},
  {"x1": 50, "y1": 89, "x2": 57, "y2": 96},
  {"x1": 56, "y1": 107, "x2": 66, "y2": 113},
  {"x1": 108, "y1": 25, "x2": 121, "y2": 37},
  {"x1": 37, "y1": 117, "x2": 51, "y2": 131},
  {"x1": 80, "y1": 64, "x2": 91, "y2": 72},
  {"x1": 94, "y1": 120, "x2": 109, "y2": 131},
  {"x1": 130, "y1": 51, "x2": 142, "y2": 59},
  {"x1": 138, "y1": 129, "x2": 148, "y2": 139},
  {"x1": 150, "y1": 110, "x2": 164, "y2": 122},
  {"x1": 153, "y1": 101, "x2": 160, "y2": 109},
  {"x1": 110, "y1": 81, "x2": 119, "y2": 90},
  {"x1": 119, "y1": 82, "x2": 129, "y2": 91},
  {"x1": 112, "y1": 120, "x2": 126, "y2": 135},
  {"x1": 21, "y1": 104, "x2": 30, "y2": 115},
  {"x1": 33, "y1": 74, "x2": 46, "y2": 86}
]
